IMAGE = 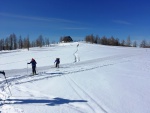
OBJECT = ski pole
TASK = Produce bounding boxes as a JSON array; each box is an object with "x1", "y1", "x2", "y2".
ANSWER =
[
  {"x1": 3, "y1": 73, "x2": 12, "y2": 96},
  {"x1": 27, "y1": 63, "x2": 28, "y2": 75}
]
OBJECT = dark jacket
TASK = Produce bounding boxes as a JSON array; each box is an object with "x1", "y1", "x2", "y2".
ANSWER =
[
  {"x1": 0, "y1": 71, "x2": 5, "y2": 75},
  {"x1": 28, "y1": 59, "x2": 37, "y2": 67},
  {"x1": 55, "y1": 58, "x2": 60, "y2": 64}
]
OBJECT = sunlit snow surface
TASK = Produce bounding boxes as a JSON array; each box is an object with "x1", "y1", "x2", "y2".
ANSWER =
[{"x1": 0, "y1": 42, "x2": 150, "y2": 113}]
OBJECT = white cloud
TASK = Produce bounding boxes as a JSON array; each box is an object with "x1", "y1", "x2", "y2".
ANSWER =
[
  {"x1": 0, "y1": 12, "x2": 77, "y2": 24},
  {"x1": 113, "y1": 20, "x2": 131, "y2": 25},
  {"x1": 62, "y1": 27, "x2": 89, "y2": 30}
]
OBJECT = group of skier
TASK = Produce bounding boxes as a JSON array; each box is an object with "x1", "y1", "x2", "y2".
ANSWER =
[
  {"x1": 27, "y1": 58, "x2": 60, "y2": 75},
  {"x1": 1, "y1": 44, "x2": 79, "y2": 76},
  {"x1": 1, "y1": 58, "x2": 60, "y2": 76}
]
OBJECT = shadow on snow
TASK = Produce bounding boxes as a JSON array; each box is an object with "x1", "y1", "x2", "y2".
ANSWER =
[
  {"x1": 15, "y1": 72, "x2": 65, "y2": 85},
  {"x1": 2, "y1": 97, "x2": 87, "y2": 106}
]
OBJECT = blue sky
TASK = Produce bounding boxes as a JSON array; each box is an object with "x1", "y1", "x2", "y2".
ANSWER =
[{"x1": 0, "y1": 0, "x2": 150, "y2": 42}]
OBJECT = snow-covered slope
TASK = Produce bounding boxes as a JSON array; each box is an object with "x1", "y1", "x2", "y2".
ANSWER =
[{"x1": 0, "y1": 42, "x2": 150, "y2": 113}]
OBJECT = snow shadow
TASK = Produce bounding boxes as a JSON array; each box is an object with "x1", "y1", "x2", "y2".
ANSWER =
[
  {"x1": 15, "y1": 73, "x2": 65, "y2": 85},
  {"x1": 45, "y1": 72, "x2": 64, "y2": 75},
  {"x1": 5, "y1": 97, "x2": 87, "y2": 106}
]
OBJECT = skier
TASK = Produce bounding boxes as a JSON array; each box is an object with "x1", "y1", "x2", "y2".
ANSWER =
[
  {"x1": 0, "y1": 71, "x2": 5, "y2": 75},
  {"x1": 27, "y1": 58, "x2": 37, "y2": 75},
  {"x1": 54, "y1": 58, "x2": 60, "y2": 68}
]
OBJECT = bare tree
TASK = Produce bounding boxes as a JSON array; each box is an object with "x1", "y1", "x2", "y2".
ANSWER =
[
  {"x1": 140, "y1": 40, "x2": 147, "y2": 48},
  {"x1": 100, "y1": 36, "x2": 108, "y2": 45},
  {"x1": 23, "y1": 36, "x2": 30, "y2": 50},
  {"x1": 108, "y1": 36, "x2": 115, "y2": 45},
  {"x1": 94, "y1": 35, "x2": 99, "y2": 44},
  {"x1": 0, "y1": 39, "x2": 4, "y2": 50},
  {"x1": 18, "y1": 36, "x2": 23, "y2": 49},
  {"x1": 9, "y1": 34, "x2": 13, "y2": 50},
  {"x1": 27, "y1": 36, "x2": 30, "y2": 50},
  {"x1": 120, "y1": 40, "x2": 125, "y2": 46},
  {"x1": 45, "y1": 37, "x2": 50, "y2": 46},
  {"x1": 5, "y1": 37, "x2": 9, "y2": 50},
  {"x1": 133, "y1": 41, "x2": 137, "y2": 47},
  {"x1": 36, "y1": 35, "x2": 43, "y2": 47},
  {"x1": 13, "y1": 34, "x2": 17, "y2": 49},
  {"x1": 126, "y1": 36, "x2": 131, "y2": 47}
]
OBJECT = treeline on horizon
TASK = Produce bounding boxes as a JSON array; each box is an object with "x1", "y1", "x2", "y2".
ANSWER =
[
  {"x1": 85, "y1": 34, "x2": 150, "y2": 48},
  {"x1": 0, "y1": 33, "x2": 50, "y2": 51},
  {"x1": 0, "y1": 33, "x2": 149, "y2": 51}
]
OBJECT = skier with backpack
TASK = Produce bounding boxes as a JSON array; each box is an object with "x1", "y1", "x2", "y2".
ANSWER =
[
  {"x1": 27, "y1": 58, "x2": 37, "y2": 75},
  {"x1": 54, "y1": 58, "x2": 60, "y2": 68}
]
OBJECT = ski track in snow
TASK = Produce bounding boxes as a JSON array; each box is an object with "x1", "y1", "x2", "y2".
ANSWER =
[
  {"x1": 0, "y1": 52, "x2": 142, "y2": 113},
  {"x1": 64, "y1": 74, "x2": 108, "y2": 113},
  {"x1": 64, "y1": 74, "x2": 96, "y2": 113},
  {"x1": 0, "y1": 53, "x2": 138, "y2": 88},
  {"x1": 0, "y1": 53, "x2": 140, "y2": 95}
]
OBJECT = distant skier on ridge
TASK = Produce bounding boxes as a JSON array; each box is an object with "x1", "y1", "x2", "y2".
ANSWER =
[{"x1": 27, "y1": 58, "x2": 37, "y2": 75}]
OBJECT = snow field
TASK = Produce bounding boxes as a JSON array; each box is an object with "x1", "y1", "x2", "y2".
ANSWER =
[{"x1": 0, "y1": 42, "x2": 150, "y2": 113}]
